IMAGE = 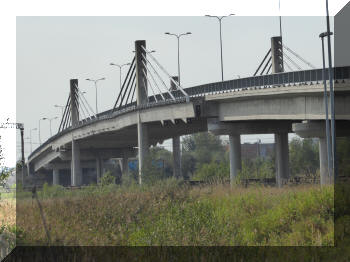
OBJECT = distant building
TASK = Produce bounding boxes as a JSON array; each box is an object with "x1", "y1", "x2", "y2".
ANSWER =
[{"x1": 224, "y1": 142, "x2": 275, "y2": 160}]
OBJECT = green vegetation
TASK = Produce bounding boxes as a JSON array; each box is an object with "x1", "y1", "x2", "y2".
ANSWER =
[{"x1": 15, "y1": 181, "x2": 337, "y2": 247}]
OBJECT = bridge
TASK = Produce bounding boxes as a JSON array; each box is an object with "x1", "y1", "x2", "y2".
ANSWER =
[{"x1": 27, "y1": 37, "x2": 350, "y2": 187}]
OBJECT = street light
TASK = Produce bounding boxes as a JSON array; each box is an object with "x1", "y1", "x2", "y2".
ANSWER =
[
  {"x1": 319, "y1": 31, "x2": 333, "y2": 183},
  {"x1": 46, "y1": 116, "x2": 58, "y2": 136},
  {"x1": 164, "y1": 32, "x2": 192, "y2": 85},
  {"x1": 29, "y1": 128, "x2": 37, "y2": 153},
  {"x1": 38, "y1": 118, "x2": 47, "y2": 145},
  {"x1": 325, "y1": 0, "x2": 336, "y2": 182},
  {"x1": 54, "y1": 104, "x2": 65, "y2": 118},
  {"x1": 110, "y1": 62, "x2": 131, "y2": 93},
  {"x1": 86, "y1": 78, "x2": 106, "y2": 114},
  {"x1": 205, "y1": 14, "x2": 235, "y2": 81}
]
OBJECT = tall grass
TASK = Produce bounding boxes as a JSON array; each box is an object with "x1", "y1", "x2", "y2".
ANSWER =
[{"x1": 14, "y1": 180, "x2": 336, "y2": 246}]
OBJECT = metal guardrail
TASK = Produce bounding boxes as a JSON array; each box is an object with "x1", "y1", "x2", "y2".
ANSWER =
[{"x1": 29, "y1": 66, "x2": 350, "y2": 159}]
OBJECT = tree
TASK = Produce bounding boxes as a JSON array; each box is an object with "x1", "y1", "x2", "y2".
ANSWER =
[
  {"x1": 181, "y1": 132, "x2": 226, "y2": 179},
  {"x1": 289, "y1": 137, "x2": 319, "y2": 177}
]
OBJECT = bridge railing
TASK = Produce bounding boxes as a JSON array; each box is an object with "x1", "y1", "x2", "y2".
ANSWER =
[
  {"x1": 184, "y1": 66, "x2": 350, "y2": 97},
  {"x1": 28, "y1": 66, "x2": 350, "y2": 159}
]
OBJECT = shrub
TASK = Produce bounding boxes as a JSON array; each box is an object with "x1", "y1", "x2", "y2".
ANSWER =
[
  {"x1": 100, "y1": 171, "x2": 116, "y2": 186},
  {"x1": 193, "y1": 161, "x2": 229, "y2": 182}
]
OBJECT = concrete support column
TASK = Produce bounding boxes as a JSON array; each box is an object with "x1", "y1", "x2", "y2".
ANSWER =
[
  {"x1": 71, "y1": 139, "x2": 82, "y2": 186},
  {"x1": 172, "y1": 136, "x2": 182, "y2": 179},
  {"x1": 319, "y1": 137, "x2": 330, "y2": 185},
  {"x1": 275, "y1": 132, "x2": 289, "y2": 187},
  {"x1": 96, "y1": 157, "x2": 101, "y2": 184},
  {"x1": 53, "y1": 169, "x2": 59, "y2": 185},
  {"x1": 122, "y1": 157, "x2": 129, "y2": 177},
  {"x1": 137, "y1": 118, "x2": 149, "y2": 184},
  {"x1": 228, "y1": 134, "x2": 242, "y2": 185},
  {"x1": 135, "y1": 40, "x2": 149, "y2": 185}
]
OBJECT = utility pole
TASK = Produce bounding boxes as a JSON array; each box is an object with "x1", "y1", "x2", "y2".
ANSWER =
[{"x1": 325, "y1": 0, "x2": 337, "y2": 183}]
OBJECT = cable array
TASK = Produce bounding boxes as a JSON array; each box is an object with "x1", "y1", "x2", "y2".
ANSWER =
[
  {"x1": 111, "y1": 57, "x2": 136, "y2": 113},
  {"x1": 142, "y1": 46, "x2": 189, "y2": 101}
]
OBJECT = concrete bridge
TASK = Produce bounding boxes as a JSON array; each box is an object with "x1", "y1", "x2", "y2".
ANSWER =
[{"x1": 27, "y1": 38, "x2": 350, "y2": 187}]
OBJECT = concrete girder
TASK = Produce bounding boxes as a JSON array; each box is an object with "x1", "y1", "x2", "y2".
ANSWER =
[
  {"x1": 34, "y1": 150, "x2": 61, "y2": 172},
  {"x1": 208, "y1": 118, "x2": 293, "y2": 136}
]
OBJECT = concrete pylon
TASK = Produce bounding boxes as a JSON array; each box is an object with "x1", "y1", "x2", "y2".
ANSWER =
[
  {"x1": 70, "y1": 79, "x2": 82, "y2": 186},
  {"x1": 135, "y1": 40, "x2": 149, "y2": 184},
  {"x1": 271, "y1": 36, "x2": 284, "y2": 73},
  {"x1": 319, "y1": 137, "x2": 330, "y2": 185},
  {"x1": 292, "y1": 121, "x2": 337, "y2": 186},
  {"x1": 229, "y1": 133, "x2": 242, "y2": 186},
  {"x1": 96, "y1": 157, "x2": 101, "y2": 184},
  {"x1": 275, "y1": 132, "x2": 289, "y2": 187},
  {"x1": 53, "y1": 168, "x2": 59, "y2": 185},
  {"x1": 121, "y1": 157, "x2": 129, "y2": 177},
  {"x1": 172, "y1": 136, "x2": 182, "y2": 178},
  {"x1": 170, "y1": 76, "x2": 182, "y2": 179}
]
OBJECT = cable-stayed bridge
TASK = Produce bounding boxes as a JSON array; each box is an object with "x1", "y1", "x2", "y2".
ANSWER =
[{"x1": 27, "y1": 37, "x2": 350, "y2": 187}]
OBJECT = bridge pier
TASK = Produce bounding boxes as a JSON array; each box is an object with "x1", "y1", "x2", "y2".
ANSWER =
[
  {"x1": 137, "y1": 120, "x2": 149, "y2": 184},
  {"x1": 135, "y1": 40, "x2": 149, "y2": 185},
  {"x1": 96, "y1": 157, "x2": 102, "y2": 184},
  {"x1": 293, "y1": 121, "x2": 334, "y2": 185},
  {"x1": 52, "y1": 168, "x2": 59, "y2": 185},
  {"x1": 228, "y1": 134, "x2": 242, "y2": 185},
  {"x1": 274, "y1": 132, "x2": 289, "y2": 187},
  {"x1": 71, "y1": 140, "x2": 82, "y2": 186},
  {"x1": 121, "y1": 157, "x2": 129, "y2": 178},
  {"x1": 172, "y1": 136, "x2": 182, "y2": 179},
  {"x1": 318, "y1": 137, "x2": 330, "y2": 185}
]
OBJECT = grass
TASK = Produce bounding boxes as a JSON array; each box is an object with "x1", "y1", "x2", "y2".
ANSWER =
[{"x1": 14, "y1": 180, "x2": 336, "y2": 247}]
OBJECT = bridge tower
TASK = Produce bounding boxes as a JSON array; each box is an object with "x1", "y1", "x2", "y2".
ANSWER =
[
  {"x1": 271, "y1": 36, "x2": 289, "y2": 187},
  {"x1": 70, "y1": 79, "x2": 82, "y2": 186},
  {"x1": 135, "y1": 40, "x2": 149, "y2": 184},
  {"x1": 271, "y1": 36, "x2": 284, "y2": 74}
]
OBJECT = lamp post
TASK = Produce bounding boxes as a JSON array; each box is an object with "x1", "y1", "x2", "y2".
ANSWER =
[
  {"x1": 46, "y1": 116, "x2": 58, "y2": 137},
  {"x1": 205, "y1": 14, "x2": 235, "y2": 81},
  {"x1": 54, "y1": 104, "x2": 64, "y2": 118},
  {"x1": 325, "y1": 0, "x2": 336, "y2": 182},
  {"x1": 29, "y1": 128, "x2": 37, "y2": 153},
  {"x1": 38, "y1": 117, "x2": 47, "y2": 145},
  {"x1": 86, "y1": 78, "x2": 106, "y2": 115},
  {"x1": 319, "y1": 31, "x2": 333, "y2": 182},
  {"x1": 109, "y1": 62, "x2": 131, "y2": 93},
  {"x1": 164, "y1": 32, "x2": 192, "y2": 85}
]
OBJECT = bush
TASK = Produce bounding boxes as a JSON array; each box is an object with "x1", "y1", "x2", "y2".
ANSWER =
[
  {"x1": 40, "y1": 182, "x2": 65, "y2": 198},
  {"x1": 100, "y1": 171, "x2": 116, "y2": 186},
  {"x1": 193, "y1": 161, "x2": 229, "y2": 182}
]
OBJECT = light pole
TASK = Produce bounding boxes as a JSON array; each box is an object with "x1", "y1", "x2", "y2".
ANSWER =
[
  {"x1": 109, "y1": 63, "x2": 131, "y2": 93},
  {"x1": 86, "y1": 78, "x2": 106, "y2": 115},
  {"x1": 205, "y1": 14, "x2": 235, "y2": 81},
  {"x1": 325, "y1": 0, "x2": 336, "y2": 182},
  {"x1": 320, "y1": 32, "x2": 333, "y2": 182},
  {"x1": 54, "y1": 104, "x2": 65, "y2": 118},
  {"x1": 164, "y1": 32, "x2": 192, "y2": 85},
  {"x1": 46, "y1": 116, "x2": 58, "y2": 136},
  {"x1": 29, "y1": 128, "x2": 37, "y2": 153},
  {"x1": 38, "y1": 117, "x2": 47, "y2": 145}
]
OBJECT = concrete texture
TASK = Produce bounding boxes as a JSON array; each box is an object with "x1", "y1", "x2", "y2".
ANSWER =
[
  {"x1": 229, "y1": 134, "x2": 242, "y2": 185},
  {"x1": 275, "y1": 132, "x2": 289, "y2": 187},
  {"x1": 172, "y1": 136, "x2": 181, "y2": 178}
]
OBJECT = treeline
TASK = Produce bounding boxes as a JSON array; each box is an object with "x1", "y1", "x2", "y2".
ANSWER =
[{"x1": 125, "y1": 133, "x2": 350, "y2": 183}]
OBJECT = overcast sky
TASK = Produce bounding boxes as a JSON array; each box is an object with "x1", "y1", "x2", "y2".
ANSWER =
[{"x1": 13, "y1": 15, "x2": 335, "y2": 161}]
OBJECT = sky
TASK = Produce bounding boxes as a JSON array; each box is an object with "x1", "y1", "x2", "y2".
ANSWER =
[{"x1": 0, "y1": 0, "x2": 348, "y2": 167}]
